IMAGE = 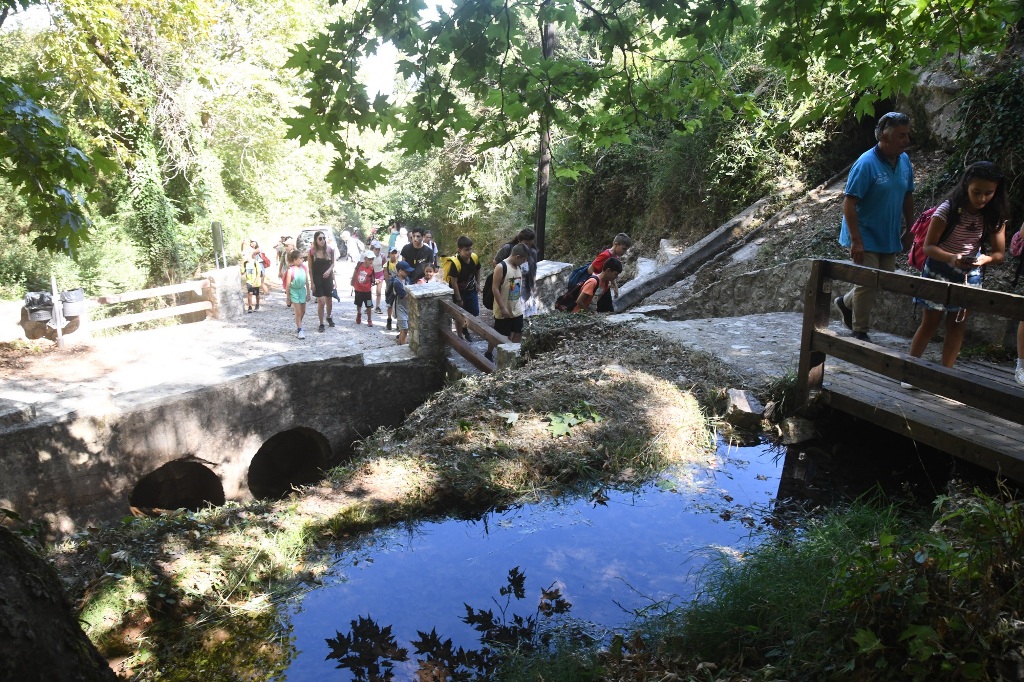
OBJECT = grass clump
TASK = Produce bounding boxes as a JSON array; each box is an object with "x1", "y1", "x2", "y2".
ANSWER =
[{"x1": 512, "y1": 483, "x2": 1024, "y2": 681}]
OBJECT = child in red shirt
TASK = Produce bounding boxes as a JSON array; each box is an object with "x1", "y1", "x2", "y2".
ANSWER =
[
  {"x1": 587, "y1": 233, "x2": 631, "y2": 312},
  {"x1": 351, "y1": 252, "x2": 376, "y2": 326}
]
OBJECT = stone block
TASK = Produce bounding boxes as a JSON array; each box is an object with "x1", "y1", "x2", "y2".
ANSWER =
[
  {"x1": 780, "y1": 416, "x2": 816, "y2": 445},
  {"x1": 495, "y1": 342, "x2": 521, "y2": 370},
  {"x1": 203, "y1": 267, "x2": 244, "y2": 321},
  {"x1": 724, "y1": 388, "x2": 764, "y2": 430},
  {"x1": 531, "y1": 260, "x2": 572, "y2": 315}
]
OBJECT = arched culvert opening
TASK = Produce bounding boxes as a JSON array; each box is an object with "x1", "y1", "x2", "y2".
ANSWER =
[
  {"x1": 129, "y1": 459, "x2": 225, "y2": 515},
  {"x1": 248, "y1": 427, "x2": 333, "y2": 500}
]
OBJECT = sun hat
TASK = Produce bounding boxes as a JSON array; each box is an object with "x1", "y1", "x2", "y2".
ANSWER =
[{"x1": 363, "y1": 251, "x2": 374, "y2": 259}]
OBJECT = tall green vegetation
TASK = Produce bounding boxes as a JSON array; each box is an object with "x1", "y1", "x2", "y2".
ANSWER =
[
  {"x1": 0, "y1": 0, "x2": 344, "y2": 297},
  {"x1": 287, "y1": 0, "x2": 1019, "y2": 256}
]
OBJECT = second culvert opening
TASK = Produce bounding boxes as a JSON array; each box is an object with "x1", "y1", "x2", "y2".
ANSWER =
[{"x1": 248, "y1": 427, "x2": 332, "y2": 500}]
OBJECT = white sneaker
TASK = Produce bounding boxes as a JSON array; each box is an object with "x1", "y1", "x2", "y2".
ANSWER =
[
  {"x1": 1016, "y1": 366, "x2": 1024, "y2": 386},
  {"x1": 297, "y1": 328, "x2": 305, "y2": 339},
  {"x1": 900, "y1": 381, "x2": 918, "y2": 390}
]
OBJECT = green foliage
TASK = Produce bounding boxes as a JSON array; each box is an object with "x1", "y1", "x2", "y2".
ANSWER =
[
  {"x1": 288, "y1": 0, "x2": 1018, "y2": 200},
  {"x1": 945, "y1": 62, "x2": 1024, "y2": 213},
  {"x1": 545, "y1": 401, "x2": 603, "y2": 438},
  {"x1": 760, "y1": 0, "x2": 1020, "y2": 125},
  {"x1": 0, "y1": 76, "x2": 96, "y2": 253}
]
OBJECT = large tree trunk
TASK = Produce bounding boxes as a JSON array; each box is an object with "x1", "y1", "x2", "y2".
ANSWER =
[
  {"x1": 533, "y1": 16, "x2": 555, "y2": 261},
  {"x1": 0, "y1": 527, "x2": 117, "y2": 682}
]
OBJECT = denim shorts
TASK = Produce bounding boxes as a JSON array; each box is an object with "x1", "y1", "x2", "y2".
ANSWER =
[{"x1": 913, "y1": 257, "x2": 981, "y2": 312}]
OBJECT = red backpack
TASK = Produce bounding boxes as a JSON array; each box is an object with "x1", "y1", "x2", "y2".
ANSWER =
[{"x1": 907, "y1": 207, "x2": 938, "y2": 271}]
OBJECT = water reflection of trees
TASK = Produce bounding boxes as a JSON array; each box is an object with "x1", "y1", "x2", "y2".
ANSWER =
[{"x1": 325, "y1": 567, "x2": 571, "y2": 680}]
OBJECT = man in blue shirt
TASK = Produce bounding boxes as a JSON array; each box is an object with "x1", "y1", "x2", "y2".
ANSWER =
[{"x1": 835, "y1": 112, "x2": 915, "y2": 343}]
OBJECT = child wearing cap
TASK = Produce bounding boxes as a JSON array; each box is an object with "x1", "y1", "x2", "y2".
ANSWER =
[
  {"x1": 371, "y1": 240, "x2": 385, "y2": 313},
  {"x1": 394, "y1": 261, "x2": 414, "y2": 344},
  {"x1": 351, "y1": 252, "x2": 376, "y2": 326}
]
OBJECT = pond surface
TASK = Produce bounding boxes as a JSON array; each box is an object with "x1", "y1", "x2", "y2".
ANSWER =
[{"x1": 277, "y1": 438, "x2": 783, "y2": 680}]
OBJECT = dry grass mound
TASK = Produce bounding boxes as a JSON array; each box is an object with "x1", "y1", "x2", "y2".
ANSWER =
[{"x1": 352, "y1": 316, "x2": 734, "y2": 510}]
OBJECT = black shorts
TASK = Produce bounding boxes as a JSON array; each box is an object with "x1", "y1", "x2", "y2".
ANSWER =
[
  {"x1": 494, "y1": 315, "x2": 523, "y2": 336},
  {"x1": 354, "y1": 290, "x2": 373, "y2": 307},
  {"x1": 247, "y1": 284, "x2": 261, "y2": 295},
  {"x1": 313, "y1": 278, "x2": 333, "y2": 299}
]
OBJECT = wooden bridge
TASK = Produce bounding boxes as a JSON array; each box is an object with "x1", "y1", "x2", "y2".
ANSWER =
[{"x1": 798, "y1": 260, "x2": 1024, "y2": 479}]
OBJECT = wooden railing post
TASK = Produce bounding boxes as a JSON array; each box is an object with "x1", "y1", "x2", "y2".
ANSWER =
[{"x1": 797, "y1": 260, "x2": 832, "y2": 404}]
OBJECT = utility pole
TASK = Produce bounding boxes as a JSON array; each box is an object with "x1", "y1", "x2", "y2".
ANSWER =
[{"x1": 533, "y1": 11, "x2": 555, "y2": 261}]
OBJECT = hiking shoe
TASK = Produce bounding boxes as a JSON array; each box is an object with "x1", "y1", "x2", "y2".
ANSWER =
[
  {"x1": 367, "y1": 320, "x2": 373, "y2": 327},
  {"x1": 834, "y1": 296, "x2": 852, "y2": 331},
  {"x1": 297, "y1": 328, "x2": 305, "y2": 339},
  {"x1": 375, "y1": 306, "x2": 383, "y2": 314},
  {"x1": 254, "y1": 303, "x2": 260, "y2": 311},
  {"x1": 462, "y1": 328, "x2": 472, "y2": 342},
  {"x1": 247, "y1": 306, "x2": 253, "y2": 313},
  {"x1": 900, "y1": 381, "x2": 918, "y2": 390},
  {"x1": 318, "y1": 323, "x2": 325, "y2": 333},
  {"x1": 1016, "y1": 366, "x2": 1024, "y2": 386},
  {"x1": 386, "y1": 319, "x2": 392, "y2": 331},
  {"x1": 852, "y1": 331, "x2": 871, "y2": 343},
  {"x1": 327, "y1": 317, "x2": 335, "y2": 327},
  {"x1": 484, "y1": 350, "x2": 494, "y2": 362}
]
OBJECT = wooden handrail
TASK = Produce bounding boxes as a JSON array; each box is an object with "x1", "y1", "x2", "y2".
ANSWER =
[
  {"x1": 439, "y1": 299, "x2": 510, "y2": 372},
  {"x1": 95, "y1": 280, "x2": 209, "y2": 305},
  {"x1": 798, "y1": 259, "x2": 1024, "y2": 423}
]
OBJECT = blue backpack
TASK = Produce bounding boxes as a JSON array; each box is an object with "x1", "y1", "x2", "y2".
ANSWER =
[{"x1": 566, "y1": 263, "x2": 590, "y2": 288}]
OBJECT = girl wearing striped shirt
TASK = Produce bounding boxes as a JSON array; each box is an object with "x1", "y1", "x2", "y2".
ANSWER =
[{"x1": 906, "y1": 161, "x2": 1008, "y2": 372}]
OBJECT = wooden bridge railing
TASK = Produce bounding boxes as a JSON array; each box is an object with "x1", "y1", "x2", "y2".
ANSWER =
[
  {"x1": 439, "y1": 299, "x2": 510, "y2": 373},
  {"x1": 798, "y1": 260, "x2": 1024, "y2": 425},
  {"x1": 90, "y1": 280, "x2": 213, "y2": 331}
]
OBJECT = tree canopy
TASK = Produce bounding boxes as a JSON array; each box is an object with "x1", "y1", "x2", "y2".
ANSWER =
[{"x1": 287, "y1": 0, "x2": 1021, "y2": 195}]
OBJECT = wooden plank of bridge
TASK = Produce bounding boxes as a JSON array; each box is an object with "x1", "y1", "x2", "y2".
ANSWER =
[
  {"x1": 822, "y1": 368, "x2": 1024, "y2": 480},
  {"x1": 441, "y1": 299, "x2": 509, "y2": 347},
  {"x1": 811, "y1": 328, "x2": 1024, "y2": 425}
]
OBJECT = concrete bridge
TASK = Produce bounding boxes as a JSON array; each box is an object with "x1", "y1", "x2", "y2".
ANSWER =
[{"x1": 0, "y1": 262, "x2": 578, "y2": 536}]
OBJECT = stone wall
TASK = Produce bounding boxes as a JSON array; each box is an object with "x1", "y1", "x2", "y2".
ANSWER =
[{"x1": 0, "y1": 354, "x2": 443, "y2": 536}]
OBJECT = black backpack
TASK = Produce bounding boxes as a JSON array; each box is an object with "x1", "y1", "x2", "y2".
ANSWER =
[
  {"x1": 481, "y1": 261, "x2": 507, "y2": 309},
  {"x1": 384, "y1": 275, "x2": 398, "y2": 305},
  {"x1": 555, "y1": 275, "x2": 600, "y2": 312}
]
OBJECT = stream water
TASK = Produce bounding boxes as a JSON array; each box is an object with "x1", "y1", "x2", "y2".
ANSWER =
[{"x1": 273, "y1": 437, "x2": 785, "y2": 680}]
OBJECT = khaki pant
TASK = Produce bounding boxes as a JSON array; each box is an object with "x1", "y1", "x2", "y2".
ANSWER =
[{"x1": 841, "y1": 252, "x2": 896, "y2": 333}]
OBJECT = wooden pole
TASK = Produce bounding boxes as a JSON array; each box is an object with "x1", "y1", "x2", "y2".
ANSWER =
[{"x1": 50, "y1": 274, "x2": 65, "y2": 349}]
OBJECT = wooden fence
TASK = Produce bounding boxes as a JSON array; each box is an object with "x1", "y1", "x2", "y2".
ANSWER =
[
  {"x1": 90, "y1": 280, "x2": 212, "y2": 331},
  {"x1": 797, "y1": 259, "x2": 1024, "y2": 476}
]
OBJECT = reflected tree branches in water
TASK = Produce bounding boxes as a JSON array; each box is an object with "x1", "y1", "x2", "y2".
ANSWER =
[{"x1": 325, "y1": 567, "x2": 571, "y2": 680}]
